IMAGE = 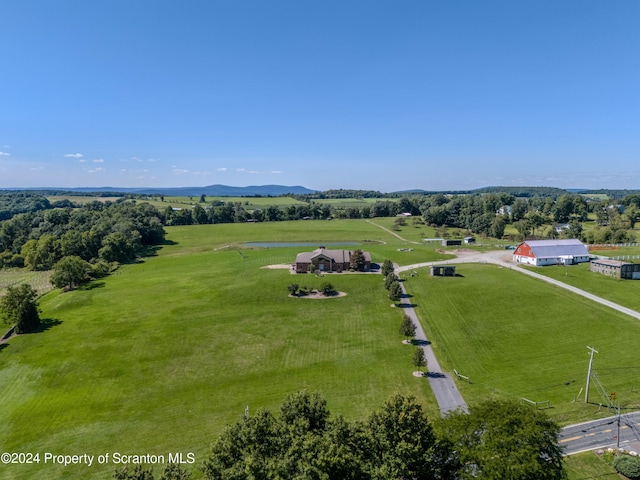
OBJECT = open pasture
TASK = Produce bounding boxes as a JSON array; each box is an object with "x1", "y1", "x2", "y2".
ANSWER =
[
  {"x1": 526, "y1": 262, "x2": 640, "y2": 312},
  {"x1": 404, "y1": 263, "x2": 640, "y2": 425},
  {"x1": 0, "y1": 219, "x2": 443, "y2": 479},
  {"x1": 314, "y1": 197, "x2": 390, "y2": 208},
  {"x1": 46, "y1": 195, "x2": 124, "y2": 204},
  {"x1": 166, "y1": 219, "x2": 453, "y2": 266},
  {"x1": 589, "y1": 244, "x2": 640, "y2": 258}
]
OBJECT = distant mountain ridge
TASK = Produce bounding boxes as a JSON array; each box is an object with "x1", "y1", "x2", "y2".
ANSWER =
[{"x1": 23, "y1": 184, "x2": 318, "y2": 197}]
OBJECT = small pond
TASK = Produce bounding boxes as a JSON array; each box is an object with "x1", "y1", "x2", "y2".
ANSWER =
[{"x1": 242, "y1": 242, "x2": 360, "y2": 248}]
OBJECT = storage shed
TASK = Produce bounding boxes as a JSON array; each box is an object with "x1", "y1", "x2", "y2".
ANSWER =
[
  {"x1": 430, "y1": 265, "x2": 456, "y2": 276},
  {"x1": 591, "y1": 259, "x2": 640, "y2": 279}
]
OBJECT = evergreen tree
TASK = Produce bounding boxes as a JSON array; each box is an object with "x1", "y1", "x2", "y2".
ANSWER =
[{"x1": 350, "y1": 249, "x2": 366, "y2": 271}]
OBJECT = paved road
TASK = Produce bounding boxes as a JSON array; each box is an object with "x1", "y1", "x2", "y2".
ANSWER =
[
  {"x1": 560, "y1": 412, "x2": 640, "y2": 454},
  {"x1": 395, "y1": 266, "x2": 468, "y2": 416}
]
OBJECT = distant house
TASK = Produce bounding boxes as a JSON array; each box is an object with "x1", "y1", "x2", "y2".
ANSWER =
[
  {"x1": 464, "y1": 236, "x2": 476, "y2": 244},
  {"x1": 497, "y1": 205, "x2": 512, "y2": 215},
  {"x1": 513, "y1": 239, "x2": 590, "y2": 266},
  {"x1": 591, "y1": 259, "x2": 640, "y2": 279},
  {"x1": 295, "y1": 247, "x2": 371, "y2": 273},
  {"x1": 554, "y1": 223, "x2": 571, "y2": 234}
]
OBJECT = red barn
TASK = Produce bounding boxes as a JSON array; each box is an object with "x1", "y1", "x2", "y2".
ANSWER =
[{"x1": 513, "y1": 239, "x2": 590, "y2": 266}]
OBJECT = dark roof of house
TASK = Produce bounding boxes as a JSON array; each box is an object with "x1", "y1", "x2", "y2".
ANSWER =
[{"x1": 295, "y1": 247, "x2": 371, "y2": 264}]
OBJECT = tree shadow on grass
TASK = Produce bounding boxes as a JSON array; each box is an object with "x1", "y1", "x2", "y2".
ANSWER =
[
  {"x1": 397, "y1": 303, "x2": 419, "y2": 309},
  {"x1": 0, "y1": 343, "x2": 9, "y2": 353},
  {"x1": 27, "y1": 318, "x2": 63, "y2": 334},
  {"x1": 78, "y1": 281, "x2": 105, "y2": 291}
]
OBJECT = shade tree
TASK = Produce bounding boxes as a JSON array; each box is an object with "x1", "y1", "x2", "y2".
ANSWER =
[{"x1": 0, "y1": 283, "x2": 41, "y2": 334}]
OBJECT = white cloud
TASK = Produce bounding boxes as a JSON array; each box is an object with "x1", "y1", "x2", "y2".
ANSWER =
[
  {"x1": 30, "y1": 167, "x2": 44, "y2": 171},
  {"x1": 217, "y1": 167, "x2": 228, "y2": 172},
  {"x1": 236, "y1": 168, "x2": 259, "y2": 174},
  {"x1": 173, "y1": 169, "x2": 189, "y2": 175},
  {"x1": 0, "y1": 151, "x2": 9, "y2": 156},
  {"x1": 93, "y1": 159, "x2": 104, "y2": 163},
  {"x1": 88, "y1": 167, "x2": 106, "y2": 173},
  {"x1": 64, "y1": 153, "x2": 83, "y2": 158},
  {"x1": 271, "y1": 170, "x2": 283, "y2": 174},
  {"x1": 79, "y1": 159, "x2": 87, "y2": 163}
]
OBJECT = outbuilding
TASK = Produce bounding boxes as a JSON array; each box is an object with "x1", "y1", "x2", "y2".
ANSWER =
[
  {"x1": 591, "y1": 259, "x2": 640, "y2": 279},
  {"x1": 513, "y1": 239, "x2": 590, "y2": 266},
  {"x1": 430, "y1": 265, "x2": 456, "y2": 276}
]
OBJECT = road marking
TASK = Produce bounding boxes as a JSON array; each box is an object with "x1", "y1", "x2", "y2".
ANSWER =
[{"x1": 559, "y1": 436, "x2": 582, "y2": 443}]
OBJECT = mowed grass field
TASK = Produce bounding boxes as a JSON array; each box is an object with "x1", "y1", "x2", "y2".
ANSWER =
[
  {"x1": 0, "y1": 220, "x2": 445, "y2": 479},
  {"x1": 404, "y1": 263, "x2": 640, "y2": 425},
  {"x1": 526, "y1": 262, "x2": 640, "y2": 312}
]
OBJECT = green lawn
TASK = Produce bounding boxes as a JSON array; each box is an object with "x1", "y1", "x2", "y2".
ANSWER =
[
  {"x1": 526, "y1": 262, "x2": 640, "y2": 312},
  {"x1": 564, "y1": 451, "x2": 618, "y2": 479},
  {"x1": 0, "y1": 221, "x2": 440, "y2": 479},
  {"x1": 403, "y1": 263, "x2": 640, "y2": 425}
]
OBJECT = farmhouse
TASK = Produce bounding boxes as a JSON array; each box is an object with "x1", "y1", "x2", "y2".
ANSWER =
[
  {"x1": 295, "y1": 247, "x2": 371, "y2": 273},
  {"x1": 513, "y1": 239, "x2": 590, "y2": 266},
  {"x1": 591, "y1": 259, "x2": 640, "y2": 279}
]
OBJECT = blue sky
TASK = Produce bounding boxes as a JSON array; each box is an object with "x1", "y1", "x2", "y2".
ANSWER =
[{"x1": 1, "y1": 1, "x2": 638, "y2": 192}]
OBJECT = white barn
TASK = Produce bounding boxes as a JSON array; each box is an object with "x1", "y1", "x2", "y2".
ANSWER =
[{"x1": 513, "y1": 239, "x2": 590, "y2": 266}]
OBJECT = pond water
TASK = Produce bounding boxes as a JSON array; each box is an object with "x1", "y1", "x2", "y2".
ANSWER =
[{"x1": 242, "y1": 242, "x2": 360, "y2": 248}]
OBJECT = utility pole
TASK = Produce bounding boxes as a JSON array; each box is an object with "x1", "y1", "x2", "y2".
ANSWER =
[
  {"x1": 585, "y1": 346, "x2": 598, "y2": 403},
  {"x1": 617, "y1": 405, "x2": 621, "y2": 449}
]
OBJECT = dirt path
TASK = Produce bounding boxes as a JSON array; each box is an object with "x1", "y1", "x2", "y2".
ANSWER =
[{"x1": 366, "y1": 220, "x2": 419, "y2": 244}]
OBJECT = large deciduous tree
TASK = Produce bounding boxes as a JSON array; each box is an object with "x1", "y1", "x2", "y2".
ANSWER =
[
  {"x1": 50, "y1": 255, "x2": 91, "y2": 291},
  {"x1": 438, "y1": 399, "x2": 566, "y2": 480},
  {"x1": 0, "y1": 283, "x2": 41, "y2": 334},
  {"x1": 399, "y1": 314, "x2": 417, "y2": 341},
  {"x1": 367, "y1": 393, "x2": 456, "y2": 479}
]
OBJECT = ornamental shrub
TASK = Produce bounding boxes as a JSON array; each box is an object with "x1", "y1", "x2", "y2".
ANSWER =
[{"x1": 614, "y1": 455, "x2": 640, "y2": 479}]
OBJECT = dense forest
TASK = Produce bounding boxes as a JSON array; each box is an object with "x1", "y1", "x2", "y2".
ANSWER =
[{"x1": 0, "y1": 198, "x2": 165, "y2": 270}]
